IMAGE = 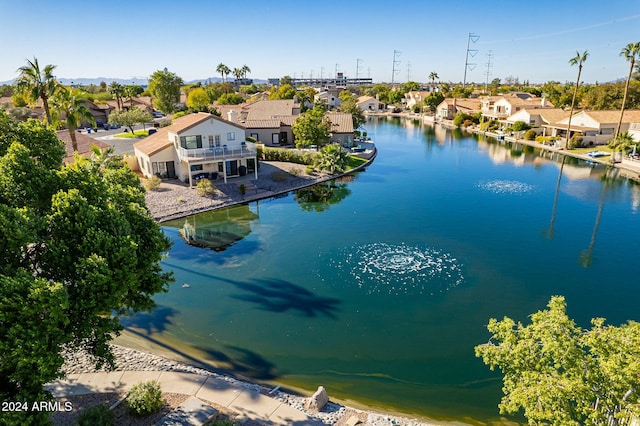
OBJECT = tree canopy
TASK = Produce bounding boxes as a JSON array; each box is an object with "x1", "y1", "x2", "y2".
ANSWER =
[
  {"x1": 475, "y1": 296, "x2": 640, "y2": 425},
  {"x1": 0, "y1": 111, "x2": 173, "y2": 423},
  {"x1": 148, "y1": 69, "x2": 183, "y2": 113},
  {"x1": 292, "y1": 105, "x2": 331, "y2": 148},
  {"x1": 108, "y1": 107, "x2": 153, "y2": 133},
  {"x1": 15, "y1": 57, "x2": 58, "y2": 124}
]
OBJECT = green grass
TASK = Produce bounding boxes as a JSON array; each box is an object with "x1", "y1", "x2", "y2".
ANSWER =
[
  {"x1": 114, "y1": 130, "x2": 149, "y2": 139},
  {"x1": 346, "y1": 155, "x2": 368, "y2": 170},
  {"x1": 571, "y1": 146, "x2": 613, "y2": 155}
]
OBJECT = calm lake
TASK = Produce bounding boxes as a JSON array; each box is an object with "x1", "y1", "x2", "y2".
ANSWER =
[{"x1": 121, "y1": 117, "x2": 640, "y2": 424}]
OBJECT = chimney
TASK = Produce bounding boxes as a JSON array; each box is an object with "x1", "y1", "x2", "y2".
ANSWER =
[
  {"x1": 227, "y1": 109, "x2": 238, "y2": 123},
  {"x1": 541, "y1": 97, "x2": 547, "y2": 107}
]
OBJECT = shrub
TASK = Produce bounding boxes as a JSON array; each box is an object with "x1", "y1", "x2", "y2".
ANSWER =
[
  {"x1": 173, "y1": 111, "x2": 186, "y2": 119},
  {"x1": 271, "y1": 171, "x2": 290, "y2": 182},
  {"x1": 524, "y1": 129, "x2": 537, "y2": 140},
  {"x1": 143, "y1": 176, "x2": 162, "y2": 191},
  {"x1": 305, "y1": 165, "x2": 315, "y2": 174},
  {"x1": 511, "y1": 120, "x2": 531, "y2": 132},
  {"x1": 126, "y1": 380, "x2": 164, "y2": 417},
  {"x1": 261, "y1": 147, "x2": 318, "y2": 165},
  {"x1": 196, "y1": 179, "x2": 216, "y2": 197},
  {"x1": 77, "y1": 404, "x2": 114, "y2": 426},
  {"x1": 289, "y1": 167, "x2": 302, "y2": 176},
  {"x1": 568, "y1": 135, "x2": 583, "y2": 149}
]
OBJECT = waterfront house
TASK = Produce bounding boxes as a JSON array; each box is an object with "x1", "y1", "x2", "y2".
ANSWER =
[
  {"x1": 222, "y1": 99, "x2": 300, "y2": 147},
  {"x1": 481, "y1": 93, "x2": 553, "y2": 121},
  {"x1": 505, "y1": 108, "x2": 572, "y2": 137},
  {"x1": 356, "y1": 95, "x2": 383, "y2": 113},
  {"x1": 326, "y1": 112, "x2": 355, "y2": 146},
  {"x1": 133, "y1": 112, "x2": 256, "y2": 187},
  {"x1": 436, "y1": 98, "x2": 482, "y2": 120},
  {"x1": 405, "y1": 91, "x2": 432, "y2": 110},
  {"x1": 543, "y1": 110, "x2": 640, "y2": 146},
  {"x1": 315, "y1": 90, "x2": 342, "y2": 109}
]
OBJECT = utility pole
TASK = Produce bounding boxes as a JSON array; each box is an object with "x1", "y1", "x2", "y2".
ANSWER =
[
  {"x1": 463, "y1": 33, "x2": 479, "y2": 89},
  {"x1": 484, "y1": 51, "x2": 493, "y2": 94},
  {"x1": 392, "y1": 50, "x2": 401, "y2": 84}
]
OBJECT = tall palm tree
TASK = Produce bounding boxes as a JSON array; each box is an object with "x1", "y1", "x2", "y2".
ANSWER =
[
  {"x1": 428, "y1": 71, "x2": 439, "y2": 91},
  {"x1": 15, "y1": 57, "x2": 57, "y2": 124},
  {"x1": 614, "y1": 42, "x2": 640, "y2": 139},
  {"x1": 51, "y1": 86, "x2": 95, "y2": 152},
  {"x1": 564, "y1": 50, "x2": 589, "y2": 149},
  {"x1": 232, "y1": 67, "x2": 243, "y2": 91},
  {"x1": 216, "y1": 63, "x2": 230, "y2": 83},
  {"x1": 240, "y1": 65, "x2": 251, "y2": 97},
  {"x1": 109, "y1": 82, "x2": 124, "y2": 110}
]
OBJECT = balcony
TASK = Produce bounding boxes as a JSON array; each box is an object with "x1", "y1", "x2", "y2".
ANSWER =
[{"x1": 178, "y1": 143, "x2": 256, "y2": 163}]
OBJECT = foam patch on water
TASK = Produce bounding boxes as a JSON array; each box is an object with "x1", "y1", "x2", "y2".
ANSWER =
[
  {"x1": 476, "y1": 179, "x2": 534, "y2": 195},
  {"x1": 329, "y1": 243, "x2": 464, "y2": 295}
]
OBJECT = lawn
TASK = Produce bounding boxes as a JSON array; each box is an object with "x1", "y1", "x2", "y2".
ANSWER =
[
  {"x1": 346, "y1": 155, "x2": 368, "y2": 170},
  {"x1": 114, "y1": 130, "x2": 149, "y2": 139}
]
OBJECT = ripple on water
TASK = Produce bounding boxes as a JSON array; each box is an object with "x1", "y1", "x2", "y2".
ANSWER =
[
  {"x1": 476, "y1": 179, "x2": 534, "y2": 195},
  {"x1": 329, "y1": 243, "x2": 464, "y2": 296}
]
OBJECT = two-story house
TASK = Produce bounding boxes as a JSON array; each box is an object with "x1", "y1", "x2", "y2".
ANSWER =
[{"x1": 133, "y1": 112, "x2": 256, "y2": 187}]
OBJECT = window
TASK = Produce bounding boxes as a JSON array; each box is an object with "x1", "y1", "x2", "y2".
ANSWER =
[
  {"x1": 208, "y1": 135, "x2": 214, "y2": 147},
  {"x1": 250, "y1": 133, "x2": 259, "y2": 140},
  {"x1": 218, "y1": 162, "x2": 223, "y2": 172},
  {"x1": 215, "y1": 135, "x2": 221, "y2": 147},
  {"x1": 227, "y1": 132, "x2": 235, "y2": 141},
  {"x1": 190, "y1": 164, "x2": 203, "y2": 171},
  {"x1": 179, "y1": 135, "x2": 202, "y2": 149}
]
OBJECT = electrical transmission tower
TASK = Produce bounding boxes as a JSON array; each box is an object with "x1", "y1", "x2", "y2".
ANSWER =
[
  {"x1": 392, "y1": 50, "x2": 401, "y2": 84},
  {"x1": 356, "y1": 58, "x2": 363, "y2": 79},
  {"x1": 463, "y1": 33, "x2": 479, "y2": 89},
  {"x1": 407, "y1": 61, "x2": 412, "y2": 82},
  {"x1": 484, "y1": 51, "x2": 493, "y2": 94}
]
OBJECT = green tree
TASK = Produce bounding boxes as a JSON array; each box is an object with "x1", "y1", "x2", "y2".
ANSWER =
[
  {"x1": 148, "y1": 69, "x2": 183, "y2": 113},
  {"x1": 109, "y1": 81, "x2": 125, "y2": 110},
  {"x1": 565, "y1": 50, "x2": 589, "y2": 149},
  {"x1": 314, "y1": 143, "x2": 349, "y2": 173},
  {"x1": 204, "y1": 82, "x2": 235, "y2": 103},
  {"x1": 51, "y1": 86, "x2": 95, "y2": 152},
  {"x1": 186, "y1": 87, "x2": 210, "y2": 111},
  {"x1": 216, "y1": 63, "x2": 230, "y2": 83},
  {"x1": 268, "y1": 83, "x2": 296, "y2": 100},
  {"x1": 615, "y1": 42, "x2": 640, "y2": 138},
  {"x1": 280, "y1": 75, "x2": 293, "y2": 86},
  {"x1": 15, "y1": 57, "x2": 58, "y2": 124},
  {"x1": 124, "y1": 84, "x2": 144, "y2": 108},
  {"x1": 475, "y1": 296, "x2": 640, "y2": 425},
  {"x1": 424, "y1": 92, "x2": 445, "y2": 113},
  {"x1": 232, "y1": 67, "x2": 242, "y2": 90},
  {"x1": 0, "y1": 110, "x2": 173, "y2": 423},
  {"x1": 400, "y1": 81, "x2": 420, "y2": 93},
  {"x1": 217, "y1": 93, "x2": 244, "y2": 105},
  {"x1": 428, "y1": 72, "x2": 439, "y2": 91},
  {"x1": 292, "y1": 105, "x2": 331, "y2": 148},
  {"x1": 108, "y1": 107, "x2": 153, "y2": 133},
  {"x1": 339, "y1": 97, "x2": 366, "y2": 130}
]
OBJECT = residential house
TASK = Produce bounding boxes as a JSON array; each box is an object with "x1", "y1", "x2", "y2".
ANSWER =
[
  {"x1": 326, "y1": 112, "x2": 354, "y2": 146},
  {"x1": 543, "y1": 110, "x2": 640, "y2": 145},
  {"x1": 314, "y1": 90, "x2": 342, "y2": 109},
  {"x1": 57, "y1": 130, "x2": 111, "y2": 165},
  {"x1": 356, "y1": 95, "x2": 382, "y2": 113},
  {"x1": 405, "y1": 91, "x2": 432, "y2": 110},
  {"x1": 505, "y1": 108, "x2": 571, "y2": 136},
  {"x1": 628, "y1": 122, "x2": 640, "y2": 143},
  {"x1": 225, "y1": 99, "x2": 301, "y2": 147},
  {"x1": 481, "y1": 93, "x2": 553, "y2": 121},
  {"x1": 133, "y1": 112, "x2": 256, "y2": 186},
  {"x1": 436, "y1": 98, "x2": 481, "y2": 120}
]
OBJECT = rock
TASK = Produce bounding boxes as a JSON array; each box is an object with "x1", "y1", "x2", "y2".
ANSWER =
[
  {"x1": 346, "y1": 415, "x2": 362, "y2": 425},
  {"x1": 304, "y1": 385, "x2": 329, "y2": 412}
]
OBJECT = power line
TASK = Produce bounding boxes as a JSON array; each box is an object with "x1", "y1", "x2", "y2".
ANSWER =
[{"x1": 463, "y1": 33, "x2": 479, "y2": 88}]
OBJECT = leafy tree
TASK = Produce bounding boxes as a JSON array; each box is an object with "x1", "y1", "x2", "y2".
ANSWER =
[
  {"x1": 51, "y1": 86, "x2": 95, "y2": 152},
  {"x1": 424, "y1": 92, "x2": 445, "y2": 112},
  {"x1": 0, "y1": 84, "x2": 13, "y2": 97},
  {"x1": 268, "y1": 84, "x2": 296, "y2": 100},
  {"x1": 108, "y1": 107, "x2": 153, "y2": 133},
  {"x1": 280, "y1": 75, "x2": 293, "y2": 86},
  {"x1": 339, "y1": 97, "x2": 366, "y2": 129},
  {"x1": 615, "y1": 42, "x2": 640, "y2": 138},
  {"x1": 204, "y1": 82, "x2": 235, "y2": 103},
  {"x1": 510, "y1": 120, "x2": 530, "y2": 132},
  {"x1": 124, "y1": 84, "x2": 144, "y2": 108},
  {"x1": 15, "y1": 57, "x2": 58, "y2": 124},
  {"x1": 293, "y1": 105, "x2": 331, "y2": 148},
  {"x1": 475, "y1": 296, "x2": 640, "y2": 425},
  {"x1": 565, "y1": 50, "x2": 589, "y2": 149},
  {"x1": 216, "y1": 63, "x2": 230, "y2": 83},
  {"x1": 314, "y1": 143, "x2": 349, "y2": 173},
  {"x1": 186, "y1": 87, "x2": 210, "y2": 110},
  {"x1": 0, "y1": 110, "x2": 173, "y2": 423},
  {"x1": 217, "y1": 93, "x2": 244, "y2": 105},
  {"x1": 400, "y1": 81, "x2": 420, "y2": 93},
  {"x1": 148, "y1": 69, "x2": 183, "y2": 113}
]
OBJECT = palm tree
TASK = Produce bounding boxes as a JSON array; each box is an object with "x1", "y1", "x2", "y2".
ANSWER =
[
  {"x1": 216, "y1": 63, "x2": 230, "y2": 83},
  {"x1": 241, "y1": 64, "x2": 251, "y2": 82},
  {"x1": 564, "y1": 50, "x2": 589, "y2": 149},
  {"x1": 232, "y1": 67, "x2": 243, "y2": 91},
  {"x1": 428, "y1": 71, "x2": 439, "y2": 91},
  {"x1": 614, "y1": 42, "x2": 640, "y2": 139},
  {"x1": 15, "y1": 57, "x2": 57, "y2": 124},
  {"x1": 51, "y1": 86, "x2": 95, "y2": 152},
  {"x1": 109, "y1": 82, "x2": 124, "y2": 110}
]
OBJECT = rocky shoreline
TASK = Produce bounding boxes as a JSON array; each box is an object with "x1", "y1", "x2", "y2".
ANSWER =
[{"x1": 60, "y1": 344, "x2": 439, "y2": 426}]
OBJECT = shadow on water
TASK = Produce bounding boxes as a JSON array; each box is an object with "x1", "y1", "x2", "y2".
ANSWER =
[
  {"x1": 164, "y1": 262, "x2": 341, "y2": 319},
  {"x1": 192, "y1": 345, "x2": 279, "y2": 380},
  {"x1": 120, "y1": 305, "x2": 178, "y2": 334}
]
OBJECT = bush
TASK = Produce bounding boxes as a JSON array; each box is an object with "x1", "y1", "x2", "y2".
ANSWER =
[
  {"x1": 568, "y1": 135, "x2": 583, "y2": 149},
  {"x1": 77, "y1": 404, "x2": 114, "y2": 426},
  {"x1": 173, "y1": 111, "x2": 187, "y2": 119},
  {"x1": 196, "y1": 179, "x2": 216, "y2": 197},
  {"x1": 305, "y1": 165, "x2": 315, "y2": 174},
  {"x1": 126, "y1": 380, "x2": 164, "y2": 417},
  {"x1": 261, "y1": 147, "x2": 317, "y2": 165},
  {"x1": 524, "y1": 129, "x2": 537, "y2": 140},
  {"x1": 511, "y1": 121, "x2": 531, "y2": 132},
  {"x1": 143, "y1": 176, "x2": 162, "y2": 191}
]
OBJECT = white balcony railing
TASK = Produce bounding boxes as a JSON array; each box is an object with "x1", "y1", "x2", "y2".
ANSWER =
[{"x1": 178, "y1": 144, "x2": 256, "y2": 162}]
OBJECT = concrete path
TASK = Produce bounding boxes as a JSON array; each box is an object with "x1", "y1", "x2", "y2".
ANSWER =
[{"x1": 45, "y1": 371, "x2": 324, "y2": 425}]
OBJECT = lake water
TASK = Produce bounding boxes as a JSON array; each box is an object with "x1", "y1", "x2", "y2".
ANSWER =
[{"x1": 122, "y1": 117, "x2": 640, "y2": 424}]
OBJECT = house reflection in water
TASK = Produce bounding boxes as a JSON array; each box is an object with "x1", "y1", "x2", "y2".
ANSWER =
[{"x1": 163, "y1": 204, "x2": 259, "y2": 251}]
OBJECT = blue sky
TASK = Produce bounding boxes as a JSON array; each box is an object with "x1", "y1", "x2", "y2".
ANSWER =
[{"x1": 1, "y1": 0, "x2": 639, "y2": 85}]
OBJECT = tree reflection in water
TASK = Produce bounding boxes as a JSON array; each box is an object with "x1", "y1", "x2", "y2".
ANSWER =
[{"x1": 294, "y1": 180, "x2": 351, "y2": 213}]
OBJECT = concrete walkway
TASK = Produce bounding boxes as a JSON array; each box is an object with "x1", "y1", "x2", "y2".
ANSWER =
[{"x1": 45, "y1": 371, "x2": 324, "y2": 425}]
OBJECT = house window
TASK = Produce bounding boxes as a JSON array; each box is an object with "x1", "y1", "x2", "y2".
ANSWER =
[
  {"x1": 152, "y1": 162, "x2": 159, "y2": 175},
  {"x1": 250, "y1": 133, "x2": 259, "y2": 140},
  {"x1": 218, "y1": 162, "x2": 224, "y2": 172},
  {"x1": 227, "y1": 132, "x2": 235, "y2": 141},
  {"x1": 180, "y1": 135, "x2": 202, "y2": 149},
  {"x1": 190, "y1": 164, "x2": 203, "y2": 171},
  {"x1": 215, "y1": 135, "x2": 221, "y2": 146}
]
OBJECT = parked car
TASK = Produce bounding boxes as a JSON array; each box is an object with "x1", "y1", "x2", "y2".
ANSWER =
[{"x1": 152, "y1": 111, "x2": 165, "y2": 118}]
